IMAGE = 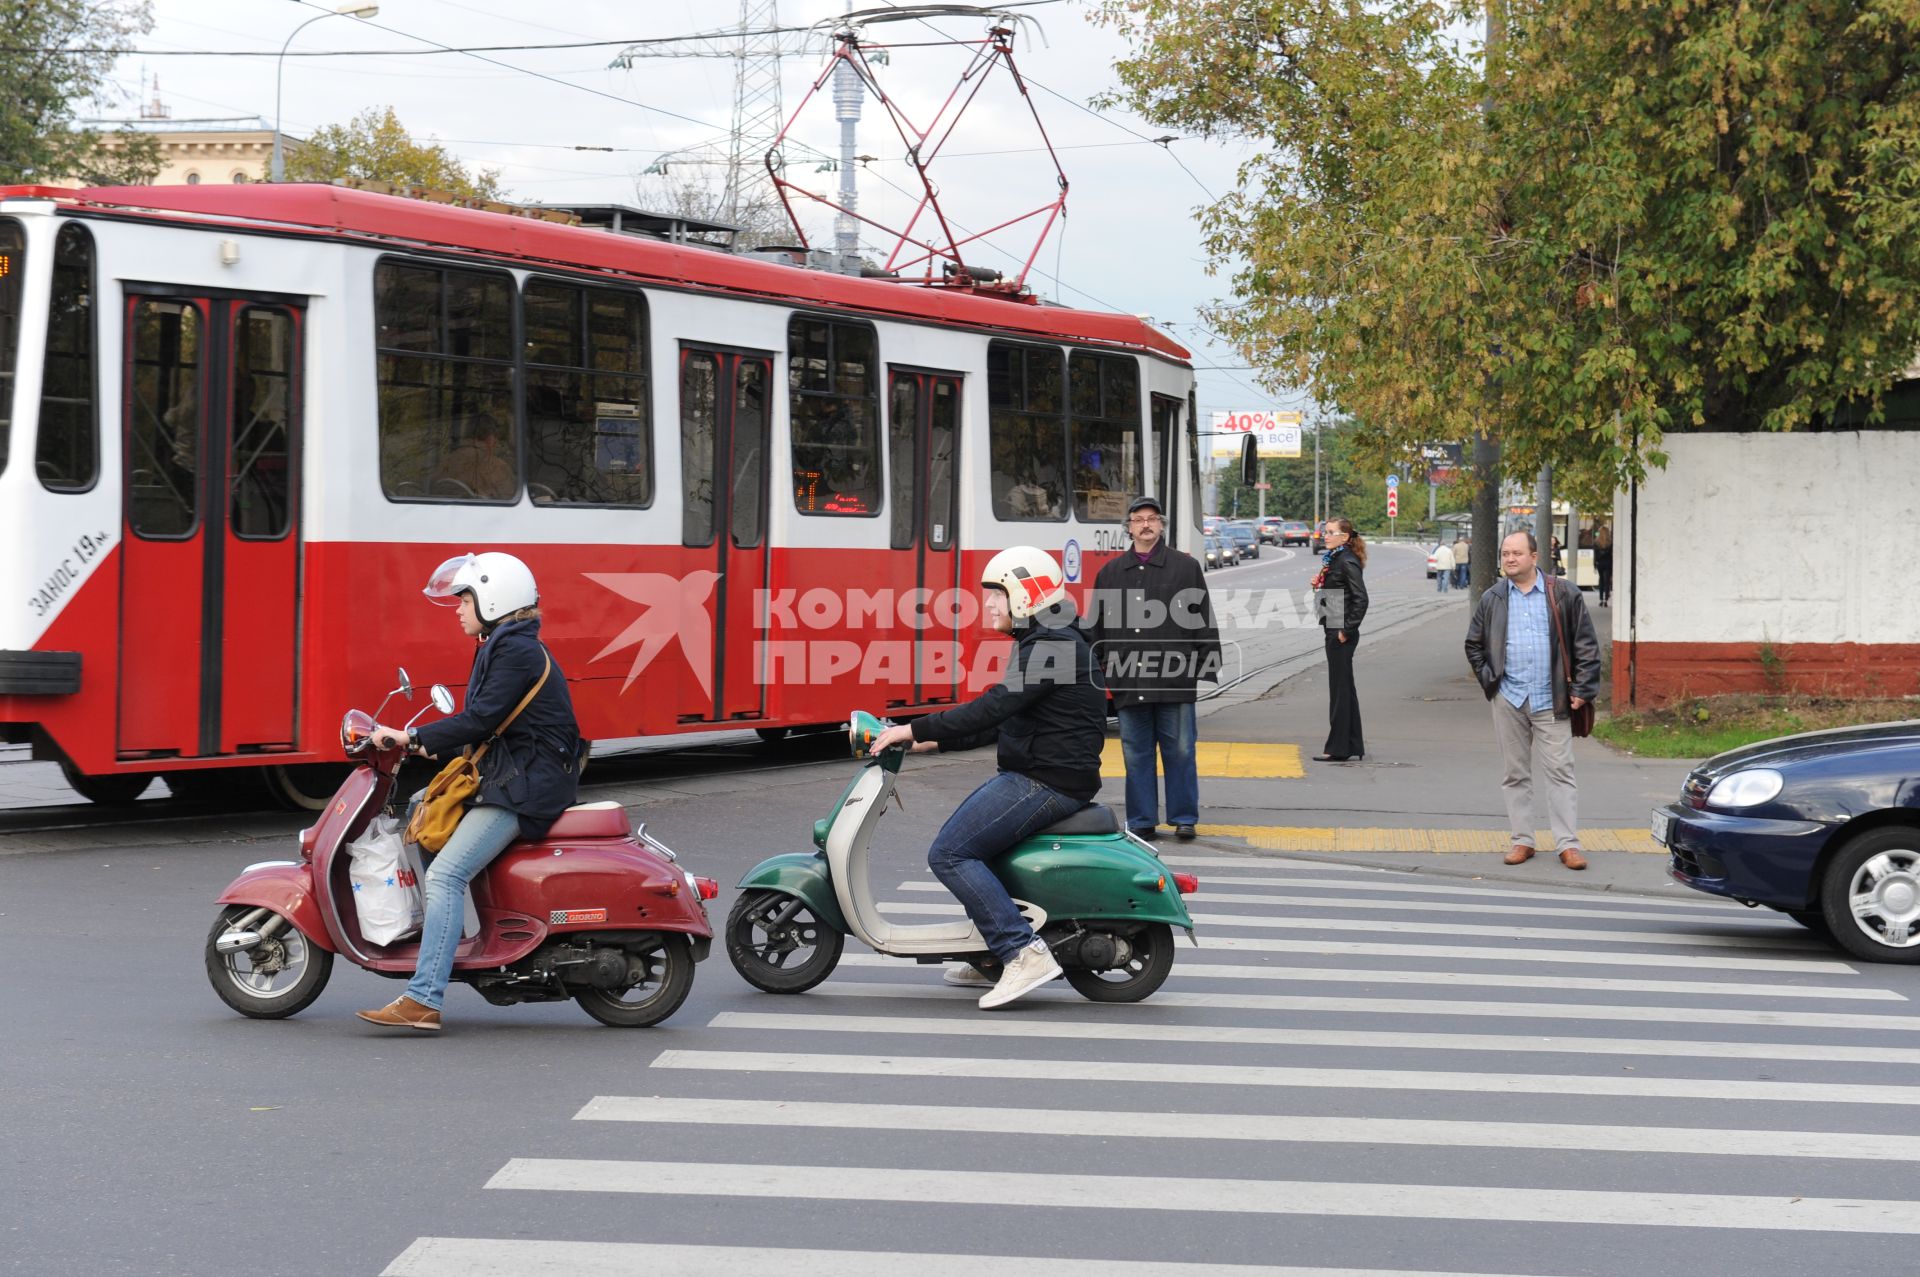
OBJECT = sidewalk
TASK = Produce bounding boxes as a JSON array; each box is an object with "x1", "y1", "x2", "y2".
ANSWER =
[{"x1": 1179, "y1": 598, "x2": 1699, "y2": 898}]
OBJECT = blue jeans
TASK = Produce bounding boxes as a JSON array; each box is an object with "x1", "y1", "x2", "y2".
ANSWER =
[
  {"x1": 1436, "y1": 569, "x2": 1450, "y2": 592},
  {"x1": 1454, "y1": 564, "x2": 1470, "y2": 589},
  {"x1": 404, "y1": 804, "x2": 521, "y2": 1010},
  {"x1": 1116, "y1": 700, "x2": 1199, "y2": 830},
  {"x1": 927, "y1": 771, "x2": 1084, "y2": 963}
]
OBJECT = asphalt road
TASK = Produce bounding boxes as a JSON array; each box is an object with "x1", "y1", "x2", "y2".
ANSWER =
[{"x1": 7, "y1": 545, "x2": 1920, "y2": 1275}]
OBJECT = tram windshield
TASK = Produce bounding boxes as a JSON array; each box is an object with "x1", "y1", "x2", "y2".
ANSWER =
[{"x1": 0, "y1": 218, "x2": 24, "y2": 476}]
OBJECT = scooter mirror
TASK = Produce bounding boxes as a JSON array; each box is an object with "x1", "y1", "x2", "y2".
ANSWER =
[
  {"x1": 430, "y1": 684, "x2": 455, "y2": 714},
  {"x1": 397, "y1": 667, "x2": 414, "y2": 700}
]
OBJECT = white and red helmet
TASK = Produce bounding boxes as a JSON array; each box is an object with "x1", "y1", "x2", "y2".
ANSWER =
[
  {"x1": 423, "y1": 551, "x2": 538, "y2": 623},
  {"x1": 980, "y1": 546, "x2": 1067, "y2": 621}
]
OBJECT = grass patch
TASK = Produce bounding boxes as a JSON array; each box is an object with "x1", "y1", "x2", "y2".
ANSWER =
[{"x1": 1595, "y1": 694, "x2": 1920, "y2": 759}]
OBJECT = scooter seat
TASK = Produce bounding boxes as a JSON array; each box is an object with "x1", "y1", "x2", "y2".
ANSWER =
[
  {"x1": 543, "y1": 801, "x2": 631, "y2": 839},
  {"x1": 1034, "y1": 804, "x2": 1119, "y2": 837}
]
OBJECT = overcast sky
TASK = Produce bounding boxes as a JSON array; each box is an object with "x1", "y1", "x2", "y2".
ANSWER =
[{"x1": 111, "y1": 0, "x2": 1304, "y2": 420}]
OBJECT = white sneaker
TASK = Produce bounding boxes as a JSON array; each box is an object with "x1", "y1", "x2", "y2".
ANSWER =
[
  {"x1": 978, "y1": 940, "x2": 1062, "y2": 1009},
  {"x1": 943, "y1": 963, "x2": 993, "y2": 987}
]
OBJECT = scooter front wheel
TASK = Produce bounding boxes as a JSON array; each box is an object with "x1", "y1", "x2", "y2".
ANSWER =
[
  {"x1": 727, "y1": 889, "x2": 844, "y2": 993},
  {"x1": 574, "y1": 934, "x2": 696, "y2": 1027},
  {"x1": 1063, "y1": 922, "x2": 1175, "y2": 1003},
  {"x1": 204, "y1": 905, "x2": 333, "y2": 1019}
]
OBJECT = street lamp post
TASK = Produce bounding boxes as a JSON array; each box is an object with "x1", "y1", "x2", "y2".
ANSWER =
[{"x1": 273, "y1": 2, "x2": 379, "y2": 183}]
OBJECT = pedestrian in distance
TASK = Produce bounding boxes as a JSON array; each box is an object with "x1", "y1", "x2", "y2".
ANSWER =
[
  {"x1": 1086, "y1": 495, "x2": 1222, "y2": 842},
  {"x1": 361, "y1": 552, "x2": 583, "y2": 1030},
  {"x1": 1464, "y1": 531, "x2": 1602, "y2": 871},
  {"x1": 1452, "y1": 533, "x2": 1471, "y2": 590},
  {"x1": 1432, "y1": 539, "x2": 1455, "y2": 593},
  {"x1": 1311, "y1": 517, "x2": 1368, "y2": 762},
  {"x1": 1594, "y1": 525, "x2": 1615, "y2": 607},
  {"x1": 865, "y1": 546, "x2": 1106, "y2": 1009}
]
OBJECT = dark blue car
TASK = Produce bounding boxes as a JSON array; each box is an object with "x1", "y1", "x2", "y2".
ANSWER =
[{"x1": 1655, "y1": 720, "x2": 1920, "y2": 963}]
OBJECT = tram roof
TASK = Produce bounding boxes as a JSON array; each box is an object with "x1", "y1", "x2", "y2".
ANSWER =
[{"x1": 1, "y1": 182, "x2": 1191, "y2": 364}]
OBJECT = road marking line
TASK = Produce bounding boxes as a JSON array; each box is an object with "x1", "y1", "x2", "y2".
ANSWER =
[
  {"x1": 1100, "y1": 741, "x2": 1305, "y2": 780},
  {"x1": 384, "y1": 1238, "x2": 1573, "y2": 1277},
  {"x1": 1198, "y1": 934, "x2": 1847, "y2": 972},
  {"x1": 574, "y1": 1095, "x2": 1920, "y2": 1162},
  {"x1": 874, "y1": 899, "x2": 1820, "y2": 951},
  {"x1": 835, "y1": 953, "x2": 1900, "y2": 1001},
  {"x1": 705, "y1": 1009, "x2": 1920, "y2": 1065},
  {"x1": 650, "y1": 1048, "x2": 1920, "y2": 1107},
  {"x1": 815, "y1": 979, "x2": 1920, "y2": 1031},
  {"x1": 1113, "y1": 871, "x2": 1759, "y2": 913},
  {"x1": 1199, "y1": 825, "x2": 1664, "y2": 854},
  {"x1": 485, "y1": 1157, "x2": 1920, "y2": 1233}
]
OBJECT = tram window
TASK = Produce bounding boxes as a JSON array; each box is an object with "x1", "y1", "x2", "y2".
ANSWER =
[
  {"x1": 1068, "y1": 352, "x2": 1141, "y2": 522},
  {"x1": 888, "y1": 376, "x2": 918, "y2": 549},
  {"x1": 681, "y1": 352, "x2": 718, "y2": 546},
  {"x1": 230, "y1": 306, "x2": 294, "y2": 539},
  {"x1": 927, "y1": 378, "x2": 957, "y2": 549},
  {"x1": 522, "y1": 279, "x2": 651, "y2": 507},
  {"x1": 374, "y1": 259, "x2": 518, "y2": 502},
  {"x1": 127, "y1": 300, "x2": 203, "y2": 538},
  {"x1": 987, "y1": 341, "x2": 1065, "y2": 521},
  {"x1": 0, "y1": 219, "x2": 23, "y2": 478},
  {"x1": 733, "y1": 359, "x2": 767, "y2": 548},
  {"x1": 788, "y1": 316, "x2": 880, "y2": 516},
  {"x1": 36, "y1": 223, "x2": 98, "y2": 492}
]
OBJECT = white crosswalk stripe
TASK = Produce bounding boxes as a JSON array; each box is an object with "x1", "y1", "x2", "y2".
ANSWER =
[{"x1": 390, "y1": 853, "x2": 1920, "y2": 1273}]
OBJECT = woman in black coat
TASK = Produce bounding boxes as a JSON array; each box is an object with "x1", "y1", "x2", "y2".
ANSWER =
[
  {"x1": 1313, "y1": 518, "x2": 1369, "y2": 761},
  {"x1": 359, "y1": 552, "x2": 582, "y2": 1030}
]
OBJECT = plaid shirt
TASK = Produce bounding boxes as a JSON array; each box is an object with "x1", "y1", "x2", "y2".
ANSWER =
[{"x1": 1500, "y1": 574, "x2": 1554, "y2": 712}]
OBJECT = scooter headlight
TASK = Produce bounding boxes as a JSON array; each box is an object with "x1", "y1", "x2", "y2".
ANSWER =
[{"x1": 341, "y1": 709, "x2": 375, "y2": 752}]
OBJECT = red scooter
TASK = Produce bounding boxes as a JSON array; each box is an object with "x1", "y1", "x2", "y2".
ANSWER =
[{"x1": 205, "y1": 671, "x2": 716, "y2": 1027}]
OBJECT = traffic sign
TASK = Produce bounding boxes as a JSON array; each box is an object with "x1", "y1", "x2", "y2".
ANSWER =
[
  {"x1": 1385, "y1": 474, "x2": 1400, "y2": 490},
  {"x1": 1386, "y1": 492, "x2": 1399, "y2": 517}
]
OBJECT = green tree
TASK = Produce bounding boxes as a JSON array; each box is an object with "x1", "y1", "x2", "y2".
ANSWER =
[
  {"x1": 0, "y1": 0, "x2": 162, "y2": 186},
  {"x1": 1097, "y1": 0, "x2": 1920, "y2": 488},
  {"x1": 285, "y1": 106, "x2": 503, "y2": 201}
]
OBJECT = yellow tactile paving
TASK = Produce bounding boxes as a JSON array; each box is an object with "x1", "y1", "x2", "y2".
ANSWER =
[
  {"x1": 1099, "y1": 740, "x2": 1304, "y2": 780},
  {"x1": 1200, "y1": 825, "x2": 1664, "y2": 855}
]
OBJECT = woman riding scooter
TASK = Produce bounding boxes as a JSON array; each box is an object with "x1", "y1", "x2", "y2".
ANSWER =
[
  {"x1": 866, "y1": 545, "x2": 1106, "y2": 1009},
  {"x1": 360, "y1": 551, "x2": 582, "y2": 1031}
]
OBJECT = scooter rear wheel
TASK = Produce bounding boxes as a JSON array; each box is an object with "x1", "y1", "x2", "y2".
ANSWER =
[
  {"x1": 573, "y1": 934, "x2": 696, "y2": 1027},
  {"x1": 204, "y1": 905, "x2": 333, "y2": 1019},
  {"x1": 727, "y1": 889, "x2": 844, "y2": 993},
  {"x1": 1063, "y1": 923, "x2": 1175, "y2": 1003}
]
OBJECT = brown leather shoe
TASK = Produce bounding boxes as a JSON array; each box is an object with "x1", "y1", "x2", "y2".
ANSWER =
[
  {"x1": 356, "y1": 996, "x2": 442, "y2": 1031},
  {"x1": 1503, "y1": 844, "x2": 1535, "y2": 865},
  {"x1": 1558, "y1": 848, "x2": 1588, "y2": 871}
]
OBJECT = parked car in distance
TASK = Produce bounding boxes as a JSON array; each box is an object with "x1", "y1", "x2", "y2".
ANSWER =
[
  {"x1": 1279, "y1": 520, "x2": 1311, "y2": 546},
  {"x1": 1257, "y1": 517, "x2": 1285, "y2": 544},
  {"x1": 1203, "y1": 533, "x2": 1234, "y2": 569},
  {"x1": 1426, "y1": 539, "x2": 1447, "y2": 578},
  {"x1": 1222, "y1": 521, "x2": 1261, "y2": 560},
  {"x1": 1656, "y1": 719, "x2": 1920, "y2": 963},
  {"x1": 1203, "y1": 515, "x2": 1226, "y2": 535},
  {"x1": 1310, "y1": 520, "x2": 1329, "y2": 551}
]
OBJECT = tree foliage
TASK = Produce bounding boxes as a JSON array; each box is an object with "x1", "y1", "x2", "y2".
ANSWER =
[
  {"x1": 632, "y1": 170, "x2": 800, "y2": 250},
  {"x1": 285, "y1": 106, "x2": 503, "y2": 201},
  {"x1": 1096, "y1": 0, "x2": 1920, "y2": 486},
  {"x1": 0, "y1": 0, "x2": 162, "y2": 186}
]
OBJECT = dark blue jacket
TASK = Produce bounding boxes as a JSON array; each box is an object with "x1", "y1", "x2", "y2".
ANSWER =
[{"x1": 412, "y1": 618, "x2": 582, "y2": 839}]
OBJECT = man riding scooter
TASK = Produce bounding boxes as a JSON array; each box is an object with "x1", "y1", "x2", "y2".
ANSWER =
[{"x1": 866, "y1": 546, "x2": 1105, "y2": 1009}]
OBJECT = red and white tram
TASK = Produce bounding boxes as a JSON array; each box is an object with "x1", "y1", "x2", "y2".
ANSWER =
[{"x1": 0, "y1": 183, "x2": 1198, "y2": 806}]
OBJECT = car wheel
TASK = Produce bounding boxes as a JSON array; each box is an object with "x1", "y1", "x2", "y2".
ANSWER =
[{"x1": 1818, "y1": 826, "x2": 1920, "y2": 963}]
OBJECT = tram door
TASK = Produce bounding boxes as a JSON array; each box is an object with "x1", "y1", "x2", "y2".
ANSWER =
[
  {"x1": 888, "y1": 369, "x2": 963, "y2": 705},
  {"x1": 679, "y1": 345, "x2": 773, "y2": 723},
  {"x1": 118, "y1": 293, "x2": 303, "y2": 759}
]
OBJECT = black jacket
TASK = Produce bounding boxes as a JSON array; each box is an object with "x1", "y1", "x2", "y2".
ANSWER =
[
  {"x1": 908, "y1": 600, "x2": 1105, "y2": 802},
  {"x1": 1085, "y1": 542, "x2": 1222, "y2": 707},
  {"x1": 1464, "y1": 574, "x2": 1602, "y2": 718},
  {"x1": 1316, "y1": 546, "x2": 1369, "y2": 632},
  {"x1": 413, "y1": 618, "x2": 583, "y2": 839}
]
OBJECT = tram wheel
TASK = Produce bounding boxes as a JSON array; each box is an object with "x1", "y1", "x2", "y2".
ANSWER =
[
  {"x1": 261, "y1": 763, "x2": 350, "y2": 813},
  {"x1": 58, "y1": 759, "x2": 152, "y2": 805}
]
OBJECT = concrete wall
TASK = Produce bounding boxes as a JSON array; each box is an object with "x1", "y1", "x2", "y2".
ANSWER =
[{"x1": 1611, "y1": 431, "x2": 1920, "y2": 706}]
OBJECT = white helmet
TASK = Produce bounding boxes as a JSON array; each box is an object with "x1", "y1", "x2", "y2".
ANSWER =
[
  {"x1": 981, "y1": 546, "x2": 1068, "y2": 621},
  {"x1": 424, "y1": 552, "x2": 538, "y2": 623}
]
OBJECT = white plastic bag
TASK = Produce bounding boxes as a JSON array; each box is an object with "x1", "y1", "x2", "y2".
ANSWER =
[{"x1": 347, "y1": 813, "x2": 425, "y2": 945}]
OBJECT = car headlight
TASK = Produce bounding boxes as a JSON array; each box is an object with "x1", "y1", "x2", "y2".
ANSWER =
[{"x1": 1706, "y1": 769, "x2": 1784, "y2": 809}]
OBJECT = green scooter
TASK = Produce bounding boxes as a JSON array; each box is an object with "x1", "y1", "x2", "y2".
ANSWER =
[{"x1": 725, "y1": 712, "x2": 1200, "y2": 1002}]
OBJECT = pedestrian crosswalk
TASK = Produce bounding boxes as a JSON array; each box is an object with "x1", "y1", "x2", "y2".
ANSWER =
[{"x1": 383, "y1": 853, "x2": 1920, "y2": 1277}]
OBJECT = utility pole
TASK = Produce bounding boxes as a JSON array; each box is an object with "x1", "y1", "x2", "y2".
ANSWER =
[
  {"x1": 1312, "y1": 414, "x2": 1322, "y2": 529},
  {"x1": 1468, "y1": 0, "x2": 1506, "y2": 596}
]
